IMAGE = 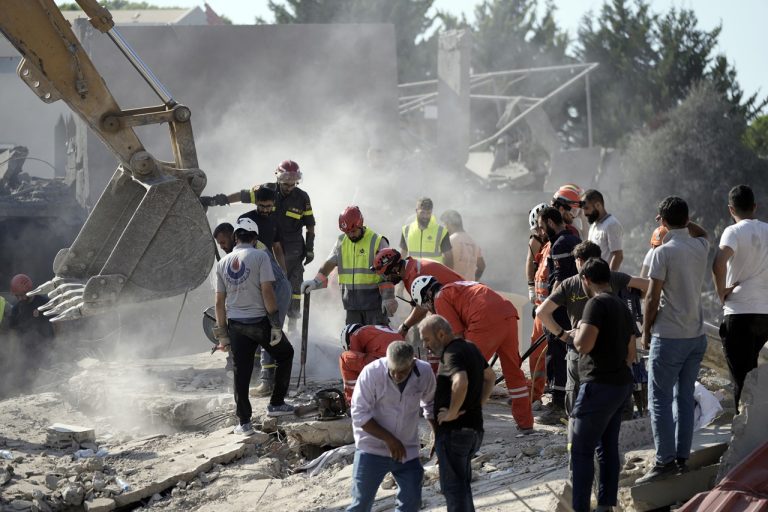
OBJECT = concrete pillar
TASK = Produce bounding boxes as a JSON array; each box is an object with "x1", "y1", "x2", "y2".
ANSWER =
[{"x1": 437, "y1": 30, "x2": 471, "y2": 168}]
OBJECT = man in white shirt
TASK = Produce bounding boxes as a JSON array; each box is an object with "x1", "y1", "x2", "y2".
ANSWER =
[
  {"x1": 348, "y1": 341, "x2": 436, "y2": 511},
  {"x1": 583, "y1": 189, "x2": 624, "y2": 270},
  {"x1": 712, "y1": 185, "x2": 768, "y2": 412}
]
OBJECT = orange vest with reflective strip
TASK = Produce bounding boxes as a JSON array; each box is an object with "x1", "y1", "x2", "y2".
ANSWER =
[{"x1": 534, "y1": 242, "x2": 551, "y2": 305}]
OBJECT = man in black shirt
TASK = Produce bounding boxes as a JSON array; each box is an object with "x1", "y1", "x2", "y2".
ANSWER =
[
  {"x1": 238, "y1": 187, "x2": 288, "y2": 272},
  {"x1": 571, "y1": 258, "x2": 635, "y2": 512},
  {"x1": 420, "y1": 315, "x2": 495, "y2": 512}
]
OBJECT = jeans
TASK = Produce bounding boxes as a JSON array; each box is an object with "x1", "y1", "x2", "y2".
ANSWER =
[
  {"x1": 647, "y1": 335, "x2": 706, "y2": 465},
  {"x1": 720, "y1": 314, "x2": 768, "y2": 411},
  {"x1": 565, "y1": 349, "x2": 579, "y2": 415},
  {"x1": 435, "y1": 429, "x2": 483, "y2": 512},
  {"x1": 228, "y1": 318, "x2": 294, "y2": 423},
  {"x1": 347, "y1": 450, "x2": 423, "y2": 512},
  {"x1": 570, "y1": 381, "x2": 633, "y2": 512}
]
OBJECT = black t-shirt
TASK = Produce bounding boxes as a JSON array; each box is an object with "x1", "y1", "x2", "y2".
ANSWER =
[
  {"x1": 238, "y1": 210, "x2": 281, "y2": 252},
  {"x1": 434, "y1": 338, "x2": 488, "y2": 432},
  {"x1": 9, "y1": 295, "x2": 54, "y2": 343},
  {"x1": 578, "y1": 293, "x2": 634, "y2": 385},
  {"x1": 264, "y1": 183, "x2": 315, "y2": 244}
]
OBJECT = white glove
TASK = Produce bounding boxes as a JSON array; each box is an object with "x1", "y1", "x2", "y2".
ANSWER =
[
  {"x1": 270, "y1": 327, "x2": 283, "y2": 346},
  {"x1": 213, "y1": 325, "x2": 230, "y2": 348},
  {"x1": 528, "y1": 285, "x2": 536, "y2": 304},
  {"x1": 301, "y1": 272, "x2": 328, "y2": 294},
  {"x1": 382, "y1": 298, "x2": 398, "y2": 317}
]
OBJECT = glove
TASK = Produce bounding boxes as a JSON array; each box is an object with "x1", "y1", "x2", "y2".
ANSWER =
[
  {"x1": 528, "y1": 285, "x2": 536, "y2": 304},
  {"x1": 199, "y1": 194, "x2": 229, "y2": 207},
  {"x1": 213, "y1": 325, "x2": 230, "y2": 350},
  {"x1": 304, "y1": 232, "x2": 315, "y2": 265},
  {"x1": 382, "y1": 298, "x2": 398, "y2": 317},
  {"x1": 304, "y1": 251, "x2": 315, "y2": 265},
  {"x1": 301, "y1": 273, "x2": 328, "y2": 294},
  {"x1": 270, "y1": 327, "x2": 283, "y2": 346}
]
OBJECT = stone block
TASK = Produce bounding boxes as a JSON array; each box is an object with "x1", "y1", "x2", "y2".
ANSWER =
[
  {"x1": 630, "y1": 463, "x2": 718, "y2": 511},
  {"x1": 46, "y1": 424, "x2": 95, "y2": 449},
  {"x1": 83, "y1": 497, "x2": 116, "y2": 512}
]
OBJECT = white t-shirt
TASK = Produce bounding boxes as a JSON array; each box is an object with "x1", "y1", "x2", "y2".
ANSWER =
[
  {"x1": 641, "y1": 247, "x2": 655, "y2": 278},
  {"x1": 719, "y1": 219, "x2": 768, "y2": 315},
  {"x1": 588, "y1": 214, "x2": 623, "y2": 261}
]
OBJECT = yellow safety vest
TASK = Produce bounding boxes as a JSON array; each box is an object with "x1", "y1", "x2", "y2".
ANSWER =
[
  {"x1": 402, "y1": 216, "x2": 447, "y2": 263},
  {"x1": 338, "y1": 228, "x2": 383, "y2": 290},
  {"x1": 0, "y1": 296, "x2": 5, "y2": 326}
]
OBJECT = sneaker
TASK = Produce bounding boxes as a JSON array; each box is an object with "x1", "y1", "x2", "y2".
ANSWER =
[
  {"x1": 676, "y1": 458, "x2": 689, "y2": 473},
  {"x1": 250, "y1": 382, "x2": 274, "y2": 398},
  {"x1": 635, "y1": 461, "x2": 679, "y2": 484},
  {"x1": 233, "y1": 422, "x2": 255, "y2": 436},
  {"x1": 536, "y1": 404, "x2": 567, "y2": 426},
  {"x1": 267, "y1": 403, "x2": 295, "y2": 417}
]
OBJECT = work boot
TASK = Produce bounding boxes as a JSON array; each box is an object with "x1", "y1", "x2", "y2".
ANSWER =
[
  {"x1": 536, "y1": 403, "x2": 567, "y2": 426},
  {"x1": 635, "y1": 461, "x2": 679, "y2": 484},
  {"x1": 676, "y1": 458, "x2": 689, "y2": 473},
  {"x1": 251, "y1": 381, "x2": 274, "y2": 398}
]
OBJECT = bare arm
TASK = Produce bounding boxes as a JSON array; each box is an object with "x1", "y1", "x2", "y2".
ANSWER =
[
  {"x1": 536, "y1": 297, "x2": 568, "y2": 339},
  {"x1": 609, "y1": 250, "x2": 623, "y2": 271},
  {"x1": 215, "y1": 292, "x2": 227, "y2": 327},
  {"x1": 526, "y1": 237, "x2": 542, "y2": 283},
  {"x1": 687, "y1": 221, "x2": 708, "y2": 239},
  {"x1": 261, "y1": 281, "x2": 278, "y2": 315},
  {"x1": 273, "y1": 241, "x2": 288, "y2": 273},
  {"x1": 475, "y1": 255, "x2": 486, "y2": 280},
  {"x1": 712, "y1": 245, "x2": 735, "y2": 304},
  {"x1": 627, "y1": 276, "x2": 650, "y2": 295},
  {"x1": 318, "y1": 258, "x2": 338, "y2": 277},
  {"x1": 574, "y1": 322, "x2": 599, "y2": 354},
  {"x1": 403, "y1": 306, "x2": 429, "y2": 330},
  {"x1": 443, "y1": 250, "x2": 454, "y2": 269},
  {"x1": 642, "y1": 278, "x2": 664, "y2": 349},
  {"x1": 627, "y1": 334, "x2": 637, "y2": 367},
  {"x1": 481, "y1": 366, "x2": 495, "y2": 406}
]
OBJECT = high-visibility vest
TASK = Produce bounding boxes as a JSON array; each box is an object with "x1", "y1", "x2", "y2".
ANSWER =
[
  {"x1": 337, "y1": 227, "x2": 384, "y2": 310},
  {"x1": 534, "y1": 242, "x2": 551, "y2": 305},
  {"x1": 402, "y1": 216, "x2": 447, "y2": 263},
  {"x1": 0, "y1": 296, "x2": 5, "y2": 326}
]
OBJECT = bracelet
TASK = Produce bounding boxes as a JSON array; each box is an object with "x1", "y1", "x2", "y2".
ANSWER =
[{"x1": 556, "y1": 328, "x2": 565, "y2": 339}]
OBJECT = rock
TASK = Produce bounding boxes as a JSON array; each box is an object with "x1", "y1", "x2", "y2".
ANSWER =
[
  {"x1": 522, "y1": 445, "x2": 541, "y2": 457},
  {"x1": 483, "y1": 464, "x2": 498, "y2": 473},
  {"x1": 32, "y1": 498, "x2": 52, "y2": 512},
  {"x1": 93, "y1": 476, "x2": 106, "y2": 492},
  {"x1": 176, "y1": 480, "x2": 187, "y2": 489},
  {"x1": 381, "y1": 473, "x2": 396, "y2": 490},
  {"x1": 46, "y1": 424, "x2": 96, "y2": 449},
  {"x1": 0, "y1": 466, "x2": 13, "y2": 485},
  {"x1": 150, "y1": 493, "x2": 162, "y2": 503},
  {"x1": 505, "y1": 446, "x2": 521, "y2": 458},
  {"x1": 541, "y1": 444, "x2": 568, "y2": 458},
  {"x1": 31, "y1": 490, "x2": 45, "y2": 500},
  {"x1": 83, "y1": 497, "x2": 116, "y2": 512},
  {"x1": 171, "y1": 488, "x2": 181, "y2": 497},
  {"x1": 45, "y1": 473, "x2": 60, "y2": 490},
  {"x1": 189, "y1": 479, "x2": 203, "y2": 490},
  {"x1": 10, "y1": 500, "x2": 33, "y2": 511},
  {"x1": 249, "y1": 457, "x2": 281, "y2": 479},
  {"x1": 61, "y1": 483, "x2": 85, "y2": 506},
  {"x1": 261, "y1": 417, "x2": 279, "y2": 433}
]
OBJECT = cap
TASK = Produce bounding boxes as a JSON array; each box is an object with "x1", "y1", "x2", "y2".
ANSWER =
[{"x1": 650, "y1": 226, "x2": 668, "y2": 247}]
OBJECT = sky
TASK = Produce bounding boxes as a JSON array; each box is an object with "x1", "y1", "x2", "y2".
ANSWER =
[{"x1": 62, "y1": 0, "x2": 766, "y2": 99}]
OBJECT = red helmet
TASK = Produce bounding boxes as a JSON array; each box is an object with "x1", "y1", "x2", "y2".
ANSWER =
[
  {"x1": 10, "y1": 274, "x2": 33, "y2": 296},
  {"x1": 339, "y1": 206, "x2": 364, "y2": 234},
  {"x1": 275, "y1": 160, "x2": 302, "y2": 183},
  {"x1": 371, "y1": 248, "x2": 402, "y2": 275}
]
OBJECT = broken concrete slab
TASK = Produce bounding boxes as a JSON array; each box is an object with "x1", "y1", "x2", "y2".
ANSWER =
[
  {"x1": 46, "y1": 423, "x2": 95, "y2": 449},
  {"x1": 83, "y1": 497, "x2": 115, "y2": 512},
  {"x1": 717, "y1": 363, "x2": 768, "y2": 482},
  {"x1": 282, "y1": 417, "x2": 353, "y2": 447},
  {"x1": 618, "y1": 417, "x2": 654, "y2": 452},
  {"x1": 631, "y1": 463, "x2": 719, "y2": 511}
]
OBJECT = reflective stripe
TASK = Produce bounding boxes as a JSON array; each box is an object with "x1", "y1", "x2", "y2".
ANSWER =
[
  {"x1": 402, "y1": 216, "x2": 446, "y2": 262},
  {"x1": 508, "y1": 386, "x2": 528, "y2": 393},
  {"x1": 551, "y1": 252, "x2": 573, "y2": 260},
  {"x1": 291, "y1": 294, "x2": 302, "y2": 300},
  {"x1": 338, "y1": 229, "x2": 383, "y2": 286},
  {"x1": 302, "y1": 210, "x2": 313, "y2": 216},
  {"x1": 285, "y1": 210, "x2": 301, "y2": 220},
  {"x1": 551, "y1": 385, "x2": 566, "y2": 391},
  {"x1": 508, "y1": 392, "x2": 529, "y2": 399},
  {"x1": 262, "y1": 364, "x2": 277, "y2": 369},
  {"x1": 250, "y1": 189, "x2": 256, "y2": 204}
]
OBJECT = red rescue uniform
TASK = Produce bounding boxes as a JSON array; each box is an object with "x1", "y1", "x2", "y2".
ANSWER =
[
  {"x1": 339, "y1": 325, "x2": 402, "y2": 403},
  {"x1": 434, "y1": 281, "x2": 534, "y2": 430},
  {"x1": 529, "y1": 241, "x2": 551, "y2": 403}
]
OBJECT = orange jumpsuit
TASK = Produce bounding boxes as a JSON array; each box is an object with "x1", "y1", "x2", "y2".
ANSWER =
[
  {"x1": 434, "y1": 281, "x2": 534, "y2": 430},
  {"x1": 530, "y1": 241, "x2": 551, "y2": 402},
  {"x1": 402, "y1": 258, "x2": 463, "y2": 372},
  {"x1": 339, "y1": 325, "x2": 402, "y2": 403}
]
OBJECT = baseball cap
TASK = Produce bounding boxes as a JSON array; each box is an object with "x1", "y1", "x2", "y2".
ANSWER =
[{"x1": 650, "y1": 226, "x2": 668, "y2": 247}]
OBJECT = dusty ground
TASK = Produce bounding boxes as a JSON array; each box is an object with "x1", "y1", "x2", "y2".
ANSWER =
[{"x1": 0, "y1": 350, "x2": 733, "y2": 512}]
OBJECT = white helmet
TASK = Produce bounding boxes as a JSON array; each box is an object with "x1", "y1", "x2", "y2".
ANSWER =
[
  {"x1": 410, "y1": 275, "x2": 438, "y2": 307},
  {"x1": 234, "y1": 217, "x2": 259, "y2": 234},
  {"x1": 340, "y1": 323, "x2": 363, "y2": 350},
  {"x1": 528, "y1": 203, "x2": 548, "y2": 233}
]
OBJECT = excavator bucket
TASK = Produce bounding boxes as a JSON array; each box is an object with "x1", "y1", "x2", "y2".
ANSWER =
[{"x1": 34, "y1": 168, "x2": 214, "y2": 321}]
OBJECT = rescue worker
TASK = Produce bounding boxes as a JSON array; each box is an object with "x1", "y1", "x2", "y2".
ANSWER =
[
  {"x1": 400, "y1": 198, "x2": 453, "y2": 267},
  {"x1": 371, "y1": 247, "x2": 462, "y2": 371},
  {"x1": 552, "y1": 184, "x2": 588, "y2": 239},
  {"x1": 301, "y1": 206, "x2": 395, "y2": 325},
  {"x1": 339, "y1": 323, "x2": 403, "y2": 404},
  {"x1": 439, "y1": 209, "x2": 486, "y2": 281},
  {"x1": 526, "y1": 203, "x2": 549, "y2": 408},
  {"x1": 239, "y1": 186, "x2": 288, "y2": 272},
  {"x1": 411, "y1": 276, "x2": 534, "y2": 433},
  {"x1": 201, "y1": 159, "x2": 315, "y2": 331}
]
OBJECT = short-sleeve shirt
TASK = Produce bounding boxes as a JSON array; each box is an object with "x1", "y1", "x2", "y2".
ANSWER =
[
  {"x1": 238, "y1": 210, "x2": 281, "y2": 252},
  {"x1": 434, "y1": 338, "x2": 488, "y2": 432},
  {"x1": 579, "y1": 292, "x2": 634, "y2": 385},
  {"x1": 549, "y1": 271, "x2": 632, "y2": 328},
  {"x1": 719, "y1": 219, "x2": 768, "y2": 315},
  {"x1": 215, "y1": 244, "x2": 275, "y2": 320},
  {"x1": 449, "y1": 232, "x2": 482, "y2": 280},
  {"x1": 588, "y1": 214, "x2": 623, "y2": 260},
  {"x1": 649, "y1": 229, "x2": 709, "y2": 338}
]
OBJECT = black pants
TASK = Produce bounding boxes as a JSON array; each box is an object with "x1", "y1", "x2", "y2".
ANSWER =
[
  {"x1": 720, "y1": 314, "x2": 768, "y2": 411},
  {"x1": 229, "y1": 318, "x2": 294, "y2": 424},
  {"x1": 346, "y1": 308, "x2": 389, "y2": 326},
  {"x1": 546, "y1": 334, "x2": 567, "y2": 408},
  {"x1": 283, "y1": 241, "x2": 305, "y2": 319}
]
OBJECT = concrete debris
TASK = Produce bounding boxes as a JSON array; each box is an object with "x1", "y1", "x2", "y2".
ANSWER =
[
  {"x1": 61, "y1": 482, "x2": 85, "y2": 506},
  {"x1": 83, "y1": 497, "x2": 115, "y2": 512},
  {"x1": 46, "y1": 424, "x2": 96, "y2": 449},
  {"x1": 0, "y1": 464, "x2": 13, "y2": 485}
]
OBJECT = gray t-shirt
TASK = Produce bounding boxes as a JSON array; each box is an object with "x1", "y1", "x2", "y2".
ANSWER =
[
  {"x1": 588, "y1": 214, "x2": 623, "y2": 261},
  {"x1": 649, "y1": 229, "x2": 709, "y2": 338},
  {"x1": 550, "y1": 271, "x2": 632, "y2": 329},
  {"x1": 215, "y1": 244, "x2": 275, "y2": 320}
]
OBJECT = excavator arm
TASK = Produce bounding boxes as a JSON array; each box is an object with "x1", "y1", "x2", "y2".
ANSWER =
[{"x1": 0, "y1": 0, "x2": 214, "y2": 321}]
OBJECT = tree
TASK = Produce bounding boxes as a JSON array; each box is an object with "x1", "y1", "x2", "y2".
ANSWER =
[{"x1": 744, "y1": 115, "x2": 768, "y2": 158}]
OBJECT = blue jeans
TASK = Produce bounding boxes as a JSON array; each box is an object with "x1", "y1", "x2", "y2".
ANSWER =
[
  {"x1": 570, "y1": 381, "x2": 633, "y2": 512},
  {"x1": 347, "y1": 450, "x2": 423, "y2": 512},
  {"x1": 648, "y1": 335, "x2": 706, "y2": 465},
  {"x1": 435, "y1": 429, "x2": 483, "y2": 512}
]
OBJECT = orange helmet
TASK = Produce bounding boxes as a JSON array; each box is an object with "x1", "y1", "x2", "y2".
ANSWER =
[
  {"x1": 275, "y1": 160, "x2": 302, "y2": 183},
  {"x1": 650, "y1": 226, "x2": 669, "y2": 247},
  {"x1": 10, "y1": 274, "x2": 33, "y2": 296},
  {"x1": 553, "y1": 184, "x2": 584, "y2": 209},
  {"x1": 339, "y1": 206, "x2": 364, "y2": 234},
  {"x1": 371, "y1": 248, "x2": 402, "y2": 275}
]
